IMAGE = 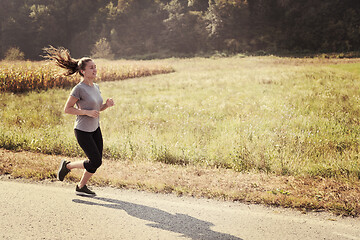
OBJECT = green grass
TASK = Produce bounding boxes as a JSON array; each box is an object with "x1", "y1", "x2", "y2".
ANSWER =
[
  {"x1": 1, "y1": 56, "x2": 360, "y2": 179},
  {"x1": 329, "y1": 62, "x2": 360, "y2": 75}
]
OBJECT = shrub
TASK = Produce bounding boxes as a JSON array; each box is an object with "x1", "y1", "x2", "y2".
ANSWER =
[
  {"x1": 91, "y1": 38, "x2": 115, "y2": 60},
  {"x1": 4, "y1": 47, "x2": 25, "y2": 61}
]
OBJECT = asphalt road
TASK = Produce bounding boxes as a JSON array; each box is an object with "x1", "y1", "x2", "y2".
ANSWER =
[{"x1": 0, "y1": 179, "x2": 359, "y2": 240}]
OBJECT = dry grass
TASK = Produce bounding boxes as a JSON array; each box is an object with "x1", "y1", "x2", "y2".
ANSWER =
[
  {"x1": 0, "y1": 59, "x2": 174, "y2": 93},
  {"x1": 1, "y1": 148, "x2": 359, "y2": 217}
]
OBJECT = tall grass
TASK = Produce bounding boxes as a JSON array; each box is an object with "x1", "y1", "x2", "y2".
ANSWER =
[
  {"x1": 0, "y1": 61, "x2": 74, "y2": 93},
  {"x1": 1, "y1": 56, "x2": 360, "y2": 179},
  {"x1": 0, "y1": 59, "x2": 174, "y2": 93}
]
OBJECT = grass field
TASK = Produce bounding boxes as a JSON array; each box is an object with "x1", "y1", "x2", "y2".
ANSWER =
[
  {"x1": 2, "y1": 56, "x2": 360, "y2": 178},
  {"x1": 1, "y1": 55, "x2": 360, "y2": 216}
]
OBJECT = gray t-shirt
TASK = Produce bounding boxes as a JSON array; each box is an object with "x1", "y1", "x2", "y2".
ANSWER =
[{"x1": 70, "y1": 82, "x2": 103, "y2": 132}]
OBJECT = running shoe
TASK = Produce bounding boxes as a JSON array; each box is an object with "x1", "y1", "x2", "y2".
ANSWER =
[
  {"x1": 57, "y1": 160, "x2": 70, "y2": 181},
  {"x1": 76, "y1": 185, "x2": 96, "y2": 197}
]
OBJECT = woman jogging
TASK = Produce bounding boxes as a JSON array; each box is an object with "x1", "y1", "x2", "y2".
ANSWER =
[{"x1": 44, "y1": 46, "x2": 114, "y2": 196}]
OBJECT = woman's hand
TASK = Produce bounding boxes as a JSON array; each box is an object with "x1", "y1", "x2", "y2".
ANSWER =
[
  {"x1": 105, "y1": 98, "x2": 115, "y2": 108},
  {"x1": 100, "y1": 98, "x2": 115, "y2": 111},
  {"x1": 86, "y1": 110, "x2": 100, "y2": 118}
]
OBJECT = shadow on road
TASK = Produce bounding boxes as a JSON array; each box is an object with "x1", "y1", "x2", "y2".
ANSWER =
[{"x1": 73, "y1": 196, "x2": 242, "y2": 240}]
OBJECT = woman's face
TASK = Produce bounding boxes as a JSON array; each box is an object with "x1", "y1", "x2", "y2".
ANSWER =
[{"x1": 81, "y1": 60, "x2": 97, "y2": 79}]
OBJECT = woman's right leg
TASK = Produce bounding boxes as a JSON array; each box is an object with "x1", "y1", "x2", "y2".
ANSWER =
[{"x1": 66, "y1": 161, "x2": 94, "y2": 188}]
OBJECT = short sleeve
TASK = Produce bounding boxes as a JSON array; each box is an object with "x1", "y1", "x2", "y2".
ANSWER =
[{"x1": 70, "y1": 85, "x2": 81, "y2": 100}]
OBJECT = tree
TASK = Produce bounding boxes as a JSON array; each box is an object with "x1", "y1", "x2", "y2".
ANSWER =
[
  {"x1": 1, "y1": 0, "x2": 360, "y2": 59},
  {"x1": 91, "y1": 38, "x2": 114, "y2": 59},
  {"x1": 188, "y1": 0, "x2": 209, "y2": 11},
  {"x1": 4, "y1": 47, "x2": 25, "y2": 60},
  {"x1": 205, "y1": 1, "x2": 249, "y2": 52},
  {"x1": 0, "y1": 0, "x2": 33, "y2": 58},
  {"x1": 162, "y1": 0, "x2": 207, "y2": 53},
  {"x1": 94, "y1": 0, "x2": 167, "y2": 57}
]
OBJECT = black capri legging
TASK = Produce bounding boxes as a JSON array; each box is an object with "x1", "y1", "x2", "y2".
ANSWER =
[{"x1": 74, "y1": 127, "x2": 103, "y2": 174}]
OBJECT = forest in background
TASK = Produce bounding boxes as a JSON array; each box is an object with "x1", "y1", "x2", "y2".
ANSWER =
[{"x1": 0, "y1": 0, "x2": 359, "y2": 60}]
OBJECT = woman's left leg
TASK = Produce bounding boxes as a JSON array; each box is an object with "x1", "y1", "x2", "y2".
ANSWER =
[
  {"x1": 78, "y1": 171, "x2": 94, "y2": 188},
  {"x1": 77, "y1": 127, "x2": 103, "y2": 188},
  {"x1": 78, "y1": 127, "x2": 102, "y2": 187},
  {"x1": 93, "y1": 127, "x2": 103, "y2": 159}
]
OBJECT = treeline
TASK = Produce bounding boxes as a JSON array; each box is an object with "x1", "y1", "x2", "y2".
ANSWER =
[{"x1": 1, "y1": 0, "x2": 359, "y2": 60}]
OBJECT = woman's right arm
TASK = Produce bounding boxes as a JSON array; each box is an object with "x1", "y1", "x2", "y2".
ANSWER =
[{"x1": 64, "y1": 96, "x2": 99, "y2": 118}]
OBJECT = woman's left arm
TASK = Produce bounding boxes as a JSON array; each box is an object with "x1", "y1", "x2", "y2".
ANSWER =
[{"x1": 101, "y1": 98, "x2": 115, "y2": 111}]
